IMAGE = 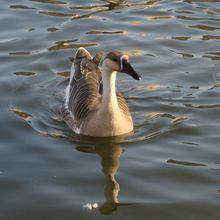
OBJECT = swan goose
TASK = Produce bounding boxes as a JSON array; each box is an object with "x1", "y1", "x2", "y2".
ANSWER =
[{"x1": 62, "y1": 47, "x2": 141, "y2": 137}]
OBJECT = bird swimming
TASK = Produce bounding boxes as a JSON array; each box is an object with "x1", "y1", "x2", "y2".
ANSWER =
[{"x1": 61, "y1": 47, "x2": 141, "y2": 137}]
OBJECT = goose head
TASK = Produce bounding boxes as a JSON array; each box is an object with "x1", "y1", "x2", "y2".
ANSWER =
[{"x1": 100, "y1": 51, "x2": 141, "y2": 80}]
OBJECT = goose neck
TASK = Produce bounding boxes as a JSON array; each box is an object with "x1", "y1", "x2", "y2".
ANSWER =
[{"x1": 102, "y1": 68, "x2": 117, "y2": 107}]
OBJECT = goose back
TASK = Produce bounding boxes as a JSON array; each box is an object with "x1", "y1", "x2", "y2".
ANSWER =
[{"x1": 67, "y1": 53, "x2": 102, "y2": 125}]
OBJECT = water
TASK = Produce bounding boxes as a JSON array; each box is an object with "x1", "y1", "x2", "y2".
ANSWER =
[{"x1": 1, "y1": 0, "x2": 220, "y2": 219}]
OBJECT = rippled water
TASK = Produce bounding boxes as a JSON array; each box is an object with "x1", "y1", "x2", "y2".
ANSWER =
[{"x1": 1, "y1": 0, "x2": 220, "y2": 219}]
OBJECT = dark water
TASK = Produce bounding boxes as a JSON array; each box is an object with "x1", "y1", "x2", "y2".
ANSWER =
[{"x1": 1, "y1": 0, "x2": 220, "y2": 219}]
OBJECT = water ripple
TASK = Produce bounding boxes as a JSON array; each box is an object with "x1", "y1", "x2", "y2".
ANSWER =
[
  {"x1": 167, "y1": 159, "x2": 206, "y2": 167},
  {"x1": 39, "y1": 11, "x2": 76, "y2": 17},
  {"x1": 185, "y1": 103, "x2": 220, "y2": 109},
  {"x1": 86, "y1": 30, "x2": 125, "y2": 35},
  {"x1": 2, "y1": 0, "x2": 220, "y2": 218},
  {"x1": 48, "y1": 40, "x2": 97, "y2": 51},
  {"x1": 10, "y1": 5, "x2": 36, "y2": 10},
  {"x1": 13, "y1": 71, "x2": 37, "y2": 76},
  {"x1": 29, "y1": 0, "x2": 67, "y2": 5},
  {"x1": 189, "y1": 24, "x2": 220, "y2": 31}
]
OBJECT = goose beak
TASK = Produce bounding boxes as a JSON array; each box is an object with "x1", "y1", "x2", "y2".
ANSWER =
[{"x1": 121, "y1": 59, "x2": 141, "y2": 80}]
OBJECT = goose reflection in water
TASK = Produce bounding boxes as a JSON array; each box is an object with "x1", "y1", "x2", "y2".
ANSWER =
[{"x1": 76, "y1": 144, "x2": 131, "y2": 215}]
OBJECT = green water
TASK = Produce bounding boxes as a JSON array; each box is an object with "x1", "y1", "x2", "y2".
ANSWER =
[{"x1": 0, "y1": 0, "x2": 220, "y2": 219}]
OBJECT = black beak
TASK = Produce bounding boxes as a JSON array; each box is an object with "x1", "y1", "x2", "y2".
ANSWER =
[{"x1": 121, "y1": 59, "x2": 141, "y2": 80}]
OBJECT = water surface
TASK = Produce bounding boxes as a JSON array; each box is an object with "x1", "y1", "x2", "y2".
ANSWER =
[{"x1": 1, "y1": 0, "x2": 220, "y2": 219}]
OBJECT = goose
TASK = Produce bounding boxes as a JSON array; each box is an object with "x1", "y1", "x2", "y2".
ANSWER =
[{"x1": 61, "y1": 47, "x2": 141, "y2": 137}]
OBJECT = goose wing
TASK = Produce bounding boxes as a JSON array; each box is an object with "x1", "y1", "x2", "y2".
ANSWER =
[
  {"x1": 66, "y1": 48, "x2": 102, "y2": 123},
  {"x1": 116, "y1": 90, "x2": 131, "y2": 117}
]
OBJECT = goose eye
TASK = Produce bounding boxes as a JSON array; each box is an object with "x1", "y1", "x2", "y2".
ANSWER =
[{"x1": 112, "y1": 58, "x2": 118, "y2": 62}]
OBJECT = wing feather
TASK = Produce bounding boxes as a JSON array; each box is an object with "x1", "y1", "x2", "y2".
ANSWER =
[
  {"x1": 116, "y1": 91, "x2": 130, "y2": 117},
  {"x1": 67, "y1": 55, "x2": 101, "y2": 123}
]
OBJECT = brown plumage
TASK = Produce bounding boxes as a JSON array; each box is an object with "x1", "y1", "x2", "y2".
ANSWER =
[{"x1": 61, "y1": 47, "x2": 140, "y2": 136}]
